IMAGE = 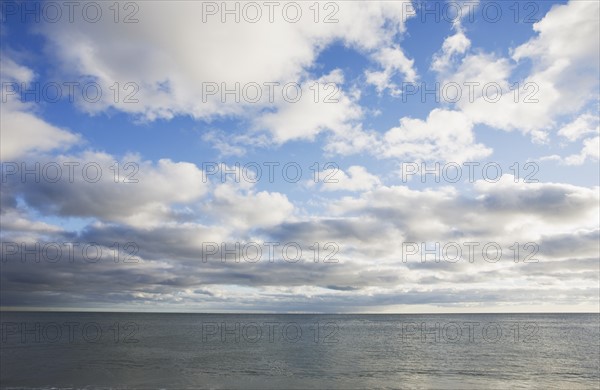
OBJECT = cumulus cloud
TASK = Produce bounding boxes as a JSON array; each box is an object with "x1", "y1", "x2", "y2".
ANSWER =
[
  {"x1": 365, "y1": 46, "x2": 417, "y2": 94},
  {"x1": 253, "y1": 70, "x2": 363, "y2": 143},
  {"x1": 563, "y1": 136, "x2": 600, "y2": 166},
  {"x1": 475, "y1": 1, "x2": 597, "y2": 138},
  {"x1": 206, "y1": 181, "x2": 295, "y2": 231},
  {"x1": 37, "y1": 1, "x2": 415, "y2": 124},
  {"x1": 380, "y1": 109, "x2": 492, "y2": 163},
  {"x1": 0, "y1": 57, "x2": 81, "y2": 160},
  {"x1": 427, "y1": 1, "x2": 599, "y2": 144},
  {"x1": 540, "y1": 113, "x2": 600, "y2": 165},
  {"x1": 431, "y1": 27, "x2": 471, "y2": 74},
  {"x1": 4, "y1": 152, "x2": 209, "y2": 227},
  {"x1": 558, "y1": 113, "x2": 600, "y2": 142},
  {"x1": 307, "y1": 165, "x2": 381, "y2": 192}
]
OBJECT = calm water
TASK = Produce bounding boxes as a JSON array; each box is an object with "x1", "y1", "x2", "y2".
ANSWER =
[{"x1": 0, "y1": 312, "x2": 598, "y2": 389}]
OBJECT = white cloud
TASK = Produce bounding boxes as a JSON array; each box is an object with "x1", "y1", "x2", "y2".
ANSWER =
[
  {"x1": 431, "y1": 28, "x2": 471, "y2": 74},
  {"x1": 253, "y1": 70, "x2": 363, "y2": 143},
  {"x1": 365, "y1": 46, "x2": 417, "y2": 94},
  {"x1": 0, "y1": 103, "x2": 82, "y2": 161},
  {"x1": 564, "y1": 136, "x2": 600, "y2": 166},
  {"x1": 381, "y1": 109, "x2": 492, "y2": 163},
  {"x1": 471, "y1": 1, "x2": 598, "y2": 137},
  {"x1": 0, "y1": 57, "x2": 81, "y2": 160},
  {"x1": 326, "y1": 107, "x2": 492, "y2": 163},
  {"x1": 445, "y1": 52, "x2": 513, "y2": 102},
  {"x1": 558, "y1": 113, "x2": 600, "y2": 142},
  {"x1": 512, "y1": 1, "x2": 599, "y2": 66},
  {"x1": 197, "y1": 164, "x2": 295, "y2": 231},
  {"x1": 309, "y1": 165, "x2": 381, "y2": 192},
  {"x1": 428, "y1": 1, "x2": 599, "y2": 143},
  {"x1": 323, "y1": 124, "x2": 381, "y2": 156},
  {"x1": 0, "y1": 56, "x2": 35, "y2": 84},
  {"x1": 38, "y1": 1, "x2": 415, "y2": 126},
  {"x1": 6, "y1": 152, "x2": 209, "y2": 228},
  {"x1": 329, "y1": 175, "x2": 599, "y2": 246},
  {"x1": 207, "y1": 182, "x2": 294, "y2": 231},
  {"x1": 541, "y1": 113, "x2": 600, "y2": 165},
  {"x1": 201, "y1": 130, "x2": 250, "y2": 158},
  {"x1": 430, "y1": 1, "x2": 477, "y2": 75}
]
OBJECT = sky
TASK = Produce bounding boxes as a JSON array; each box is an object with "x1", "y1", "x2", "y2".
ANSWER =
[{"x1": 0, "y1": 0, "x2": 598, "y2": 313}]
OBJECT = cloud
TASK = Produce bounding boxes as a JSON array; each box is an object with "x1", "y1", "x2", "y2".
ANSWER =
[
  {"x1": 253, "y1": 70, "x2": 363, "y2": 143},
  {"x1": 1, "y1": 0, "x2": 598, "y2": 313},
  {"x1": 0, "y1": 57, "x2": 81, "y2": 160},
  {"x1": 329, "y1": 176, "x2": 599, "y2": 245},
  {"x1": 558, "y1": 113, "x2": 600, "y2": 142},
  {"x1": 37, "y1": 1, "x2": 415, "y2": 125},
  {"x1": 323, "y1": 124, "x2": 381, "y2": 156},
  {"x1": 472, "y1": 176, "x2": 599, "y2": 231},
  {"x1": 541, "y1": 113, "x2": 600, "y2": 165},
  {"x1": 431, "y1": 27, "x2": 471, "y2": 74},
  {"x1": 206, "y1": 180, "x2": 295, "y2": 231},
  {"x1": 472, "y1": 1, "x2": 598, "y2": 138},
  {"x1": 4, "y1": 152, "x2": 209, "y2": 228},
  {"x1": 2, "y1": 174, "x2": 598, "y2": 311},
  {"x1": 325, "y1": 107, "x2": 492, "y2": 164},
  {"x1": 380, "y1": 109, "x2": 492, "y2": 163},
  {"x1": 427, "y1": 1, "x2": 599, "y2": 143},
  {"x1": 563, "y1": 136, "x2": 600, "y2": 166},
  {"x1": 365, "y1": 46, "x2": 417, "y2": 94},
  {"x1": 308, "y1": 165, "x2": 381, "y2": 192},
  {"x1": 0, "y1": 56, "x2": 35, "y2": 83}
]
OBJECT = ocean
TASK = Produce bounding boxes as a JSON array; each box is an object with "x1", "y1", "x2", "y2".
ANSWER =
[{"x1": 1, "y1": 312, "x2": 598, "y2": 389}]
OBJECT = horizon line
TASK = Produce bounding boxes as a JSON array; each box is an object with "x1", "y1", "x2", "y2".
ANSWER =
[{"x1": 1, "y1": 309, "x2": 599, "y2": 315}]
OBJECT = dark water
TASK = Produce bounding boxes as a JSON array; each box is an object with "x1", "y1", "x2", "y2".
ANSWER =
[{"x1": 1, "y1": 312, "x2": 598, "y2": 389}]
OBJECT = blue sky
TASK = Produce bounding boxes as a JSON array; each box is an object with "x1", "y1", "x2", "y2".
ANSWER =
[{"x1": 1, "y1": 0, "x2": 599, "y2": 313}]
